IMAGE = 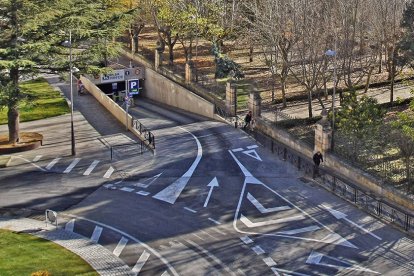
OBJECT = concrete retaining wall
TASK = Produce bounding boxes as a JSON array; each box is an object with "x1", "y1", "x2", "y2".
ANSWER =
[{"x1": 255, "y1": 117, "x2": 414, "y2": 212}]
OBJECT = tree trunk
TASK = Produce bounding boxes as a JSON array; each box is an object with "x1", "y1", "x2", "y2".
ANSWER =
[
  {"x1": 8, "y1": 105, "x2": 19, "y2": 143},
  {"x1": 168, "y1": 43, "x2": 174, "y2": 65},
  {"x1": 249, "y1": 45, "x2": 253, "y2": 62},
  {"x1": 307, "y1": 88, "x2": 313, "y2": 118},
  {"x1": 281, "y1": 82, "x2": 287, "y2": 108}
]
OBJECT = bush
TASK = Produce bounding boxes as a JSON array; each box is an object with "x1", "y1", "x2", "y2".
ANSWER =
[{"x1": 31, "y1": 270, "x2": 51, "y2": 276}]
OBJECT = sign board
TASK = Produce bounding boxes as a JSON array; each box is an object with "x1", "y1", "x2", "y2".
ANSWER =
[
  {"x1": 128, "y1": 79, "x2": 140, "y2": 95},
  {"x1": 101, "y1": 70, "x2": 125, "y2": 84}
]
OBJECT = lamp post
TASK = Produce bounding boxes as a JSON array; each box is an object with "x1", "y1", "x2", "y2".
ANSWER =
[
  {"x1": 325, "y1": 47, "x2": 337, "y2": 151},
  {"x1": 62, "y1": 30, "x2": 76, "y2": 156}
]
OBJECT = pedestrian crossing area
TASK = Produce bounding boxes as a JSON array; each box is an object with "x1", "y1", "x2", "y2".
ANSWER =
[{"x1": 30, "y1": 155, "x2": 115, "y2": 179}]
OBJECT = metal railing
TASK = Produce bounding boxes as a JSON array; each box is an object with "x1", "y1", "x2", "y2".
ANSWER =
[
  {"x1": 132, "y1": 119, "x2": 155, "y2": 149},
  {"x1": 110, "y1": 142, "x2": 147, "y2": 160},
  {"x1": 251, "y1": 130, "x2": 414, "y2": 235}
]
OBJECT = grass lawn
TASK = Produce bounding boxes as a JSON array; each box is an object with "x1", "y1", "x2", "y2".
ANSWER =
[
  {"x1": 0, "y1": 229, "x2": 98, "y2": 276},
  {"x1": 0, "y1": 78, "x2": 69, "y2": 125}
]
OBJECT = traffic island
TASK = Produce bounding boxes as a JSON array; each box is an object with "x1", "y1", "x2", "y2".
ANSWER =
[{"x1": 0, "y1": 132, "x2": 43, "y2": 156}]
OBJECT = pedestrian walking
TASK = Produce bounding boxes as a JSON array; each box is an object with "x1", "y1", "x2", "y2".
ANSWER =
[
  {"x1": 243, "y1": 111, "x2": 252, "y2": 129},
  {"x1": 312, "y1": 151, "x2": 323, "y2": 179}
]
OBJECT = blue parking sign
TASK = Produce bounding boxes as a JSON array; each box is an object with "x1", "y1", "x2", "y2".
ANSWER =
[{"x1": 128, "y1": 79, "x2": 139, "y2": 95}]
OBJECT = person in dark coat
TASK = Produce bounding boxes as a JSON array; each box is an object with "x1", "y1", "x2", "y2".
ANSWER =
[
  {"x1": 243, "y1": 111, "x2": 252, "y2": 129},
  {"x1": 312, "y1": 151, "x2": 323, "y2": 178}
]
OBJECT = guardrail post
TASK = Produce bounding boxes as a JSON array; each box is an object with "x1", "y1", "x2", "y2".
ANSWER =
[
  {"x1": 405, "y1": 214, "x2": 410, "y2": 231},
  {"x1": 110, "y1": 147, "x2": 113, "y2": 160},
  {"x1": 377, "y1": 201, "x2": 382, "y2": 217},
  {"x1": 354, "y1": 188, "x2": 358, "y2": 204}
]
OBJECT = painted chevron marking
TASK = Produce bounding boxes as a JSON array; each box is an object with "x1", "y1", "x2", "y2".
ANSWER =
[
  {"x1": 240, "y1": 214, "x2": 305, "y2": 228},
  {"x1": 91, "y1": 226, "x2": 103, "y2": 243},
  {"x1": 83, "y1": 160, "x2": 100, "y2": 175},
  {"x1": 46, "y1": 157, "x2": 61, "y2": 170},
  {"x1": 63, "y1": 158, "x2": 81, "y2": 173},
  {"x1": 113, "y1": 237, "x2": 128, "y2": 257},
  {"x1": 247, "y1": 193, "x2": 291, "y2": 213},
  {"x1": 65, "y1": 219, "x2": 75, "y2": 232},
  {"x1": 132, "y1": 250, "x2": 150, "y2": 275}
]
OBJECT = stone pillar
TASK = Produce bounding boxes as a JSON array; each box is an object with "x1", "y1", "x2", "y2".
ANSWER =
[
  {"x1": 248, "y1": 86, "x2": 261, "y2": 118},
  {"x1": 185, "y1": 60, "x2": 194, "y2": 84},
  {"x1": 314, "y1": 108, "x2": 332, "y2": 154},
  {"x1": 225, "y1": 80, "x2": 237, "y2": 116}
]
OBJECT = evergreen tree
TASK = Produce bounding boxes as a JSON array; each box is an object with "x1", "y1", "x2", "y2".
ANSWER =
[{"x1": 0, "y1": 0, "x2": 137, "y2": 143}]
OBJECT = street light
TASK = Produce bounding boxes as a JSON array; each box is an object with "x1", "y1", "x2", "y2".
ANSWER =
[
  {"x1": 62, "y1": 30, "x2": 76, "y2": 156},
  {"x1": 325, "y1": 48, "x2": 337, "y2": 151}
]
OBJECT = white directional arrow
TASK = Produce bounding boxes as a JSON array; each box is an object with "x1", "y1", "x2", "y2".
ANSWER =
[
  {"x1": 306, "y1": 251, "x2": 380, "y2": 274},
  {"x1": 203, "y1": 177, "x2": 219, "y2": 207},
  {"x1": 322, "y1": 205, "x2": 382, "y2": 240}
]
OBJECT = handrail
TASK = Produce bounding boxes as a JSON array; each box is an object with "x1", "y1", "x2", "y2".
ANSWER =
[
  {"x1": 132, "y1": 119, "x2": 155, "y2": 149},
  {"x1": 110, "y1": 141, "x2": 145, "y2": 160}
]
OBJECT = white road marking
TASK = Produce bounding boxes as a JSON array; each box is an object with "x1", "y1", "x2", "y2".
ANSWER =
[
  {"x1": 103, "y1": 184, "x2": 114, "y2": 189},
  {"x1": 263, "y1": 257, "x2": 277, "y2": 267},
  {"x1": 192, "y1": 233, "x2": 205, "y2": 240},
  {"x1": 271, "y1": 267, "x2": 282, "y2": 276},
  {"x1": 184, "y1": 207, "x2": 197, "y2": 213},
  {"x1": 229, "y1": 150, "x2": 358, "y2": 249},
  {"x1": 240, "y1": 236, "x2": 254, "y2": 245},
  {"x1": 113, "y1": 237, "x2": 129, "y2": 257},
  {"x1": 322, "y1": 204, "x2": 382, "y2": 240},
  {"x1": 161, "y1": 272, "x2": 170, "y2": 276},
  {"x1": 103, "y1": 166, "x2": 114, "y2": 178},
  {"x1": 321, "y1": 233, "x2": 358, "y2": 249},
  {"x1": 247, "y1": 193, "x2": 291, "y2": 213},
  {"x1": 203, "y1": 177, "x2": 219, "y2": 207},
  {"x1": 247, "y1": 145, "x2": 258, "y2": 149},
  {"x1": 186, "y1": 240, "x2": 237, "y2": 276},
  {"x1": 134, "y1": 173, "x2": 163, "y2": 188},
  {"x1": 242, "y1": 149, "x2": 262, "y2": 161},
  {"x1": 90, "y1": 226, "x2": 103, "y2": 243},
  {"x1": 65, "y1": 219, "x2": 75, "y2": 232},
  {"x1": 33, "y1": 155, "x2": 42, "y2": 162},
  {"x1": 200, "y1": 230, "x2": 217, "y2": 240},
  {"x1": 208, "y1": 218, "x2": 221, "y2": 225},
  {"x1": 46, "y1": 157, "x2": 61, "y2": 170},
  {"x1": 6, "y1": 155, "x2": 47, "y2": 172},
  {"x1": 153, "y1": 127, "x2": 202, "y2": 204},
  {"x1": 132, "y1": 250, "x2": 150, "y2": 275},
  {"x1": 60, "y1": 213, "x2": 179, "y2": 276},
  {"x1": 63, "y1": 158, "x2": 81, "y2": 173},
  {"x1": 272, "y1": 268, "x2": 310, "y2": 276},
  {"x1": 211, "y1": 228, "x2": 226, "y2": 236},
  {"x1": 277, "y1": 225, "x2": 320, "y2": 235},
  {"x1": 120, "y1": 187, "x2": 135, "y2": 192},
  {"x1": 83, "y1": 160, "x2": 100, "y2": 176},
  {"x1": 252, "y1": 245, "x2": 265, "y2": 255},
  {"x1": 137, "y1": 191, "x2": 150, "y2": 196},
  {"x1": 232, "y1": 148, "x2": 244, "y2": 152},
  {"x1": 240, "y1": 214, "x2": 305, "y2": 228},
  {"x1": 306, "y1": 251, "x2": 379, "y2": 274}
]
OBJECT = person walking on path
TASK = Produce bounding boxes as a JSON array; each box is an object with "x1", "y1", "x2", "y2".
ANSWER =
[
  {"x1": 243, "y1": 111, "x2": 252, "y2": 130},
  {"x1": 313, "y1": 151, "x2": 323, "y2": 179}
]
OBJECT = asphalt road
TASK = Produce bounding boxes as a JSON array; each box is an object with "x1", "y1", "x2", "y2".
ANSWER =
[{"x1": 1, "y1": 89, "x2": 414, "y2": 275}]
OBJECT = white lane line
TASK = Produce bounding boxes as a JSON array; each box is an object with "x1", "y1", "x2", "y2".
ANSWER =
[
  {"x1": 33, "y1": 155, "x2": 42, "y2": 162},
  {"x1": 247, "y1": 145, "x2": 258, "y2": 149},
  {"x1": 83, "y1": 160, "x2": 100, "y2": 176},
  {"x1": 46, "y1": 157, "x2": 61, "y2": 170},
  {"x1": 211, "y1": 228, "x2": 226, "y2": 236},
  {"x1": 240, "y1": 236, "x2": 254, "y2": 245},
  {"x1": 271, "y1": 268, "x2": 281, "y2": 276},
  {"x1": 200, "y1": 230, "x2": 217, "y2": 240},
  {"x1": 132, "y1": 250, "x2": 150, "y2": 275},
  {"x1": 134, "y1": 173, "x2": 163, "y2": 188},
  {"x1": 90, "y1": 226, "x2": 103, "y2": 243},
  {"x1": 65, "y1": 219, "x2": 75, "y2": 232},
  {"x1": 252, "y1": 245, "x2": 265, "y2": 255},
  {"x1": 247, "y1": 193, "x2": 291, "y2": 213},
  {"x1": 153, "y1": 127, "x2": 202, "y2": 204},
  {"x1": 103, "y1": 166, "x2": 114, "y2": 178},
  {"x1": 184, "y1": 207, "x2": 197, "y2": 213},
  {"x1": 263, "y1": 257, "x2": 277, "y2": 267},
  {"x1": 240, "y1": 214, "x2": 305, "y2": 228},
  {"x1": 120, "y1": 187, "x2": 135, "y2": 192},
  {"x1": 272, "y1": 268, "x2": 311, "y2": 276},
  {"x1": 186, "y1": 240, "x2": 237, "y2": 276},
  {"x1": 232, "y1": 148, "x2": 244, "y2": 152},
  {"x1": 161, "y1": 271, "x2": 170, "y2": 276},
  {"x1": 278, "y1": 225, "x2": 321, "y2": 235},
  {"x1": 113, "y1": 237, "x2": 128, "y2": 257},
  {"x1": 208, "y1": 218, "x2": 221, "y2": 225},
  {"x1": 63, "y1": 158, "x2": 81, "y2": 173},
  {"x1": 192, "y1": 233, "x2": 205, "y2": 241},
  {"x1": 137, "y1": 191, "x2": 150, "y2": 196}
]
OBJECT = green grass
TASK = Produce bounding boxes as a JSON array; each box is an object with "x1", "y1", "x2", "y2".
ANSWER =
[
  {"x1": 0, "y1": 229, "x2": 98, "y2": 276},
  {"x1": 0, "y1": 78, "x2": 70, "y2": 125}
]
